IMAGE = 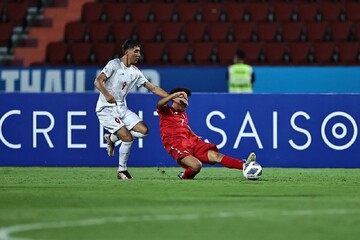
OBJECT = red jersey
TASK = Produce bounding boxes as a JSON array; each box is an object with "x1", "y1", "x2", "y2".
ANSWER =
[{"x1": 157, "y1": 105, "x2": 193, "y2": 140}]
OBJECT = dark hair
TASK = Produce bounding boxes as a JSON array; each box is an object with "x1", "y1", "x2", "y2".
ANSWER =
[
  {"x1": 122, "y1": 39, "x2": 141, "y2": 54},
  {"x1": 170, "y1": 87, "x2": 192, "y2": 97},
  {"x1": 236, "y1": 50, "x2": 246, "y2": 59}
]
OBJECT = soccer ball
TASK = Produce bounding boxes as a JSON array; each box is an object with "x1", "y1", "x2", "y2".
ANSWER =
[{"x1": 243, "y1": 162, "x2": 262, "y2": 180}]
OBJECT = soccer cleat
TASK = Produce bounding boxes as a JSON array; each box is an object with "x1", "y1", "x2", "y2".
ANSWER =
[
  {"x1": 117, "y1": 170, "x2": 132, "y2": 180},
  {"x1": 245, "y1": 152, "x2": 256, "y2": 164},
  {"x1": 104, "y1": 133, "x2": 115, "y2": 157},
  {"x1": 178, "y1": 172, "x2": 184, "y2": 179}
]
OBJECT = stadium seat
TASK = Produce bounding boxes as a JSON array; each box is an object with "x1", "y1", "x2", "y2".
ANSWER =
[
  {"x1": 103, "y1": 2, "x2": 127, "y2": 22},
  {"x1": 208, "y1": 22, "x2": 231, "y2": 42},
  {"x1": 142, "y1": 42, "x2": 165, "y2": 65},
  {"x1": 111, "y1": 22, "x2": 136, "y2": 44},
  {"x1": 225, "y1": 2, "x2": 246, "y2": 22},
  {"x1": 280, "y1": 22, "x2": 305, "y2": 42},
  {"x1": 64, "y1": 21, "x2": 87, "y2": 43},
  {"x1": 153, "y1": 3, "x2": 175, "y2": 22},
  {"x1": 273, "y1": 2, "x2": 297, "y2": 22},
  {"x1": 321, "y1": 2, "x2": 345, "y2": 22},
  {"x1": 0, "y1": 23, "x2": 13, "y2": 47},
  {"x1": 136, "y1": 22, "x2": 161, "y2": 42},
  {"x1": 313, "y1": 42, "x2": 338, "y2": 64},
  {"x1": 238, "y1": 42, "x2": 264, "y2": 64},
  {"x1": 88, "y1": 22, "x2": 112, "y2": 43},
  {"x1": 4, "y1": 2, "x2": 29, "y2": 26},
  {"x1": 305, "y1": 22, "x2": 330, "y2": 41},
  {"x1": 200, "y1": 3, "x2": 224, "y2": 22},
  {"x1": 338, "y1": 42, "x2": 359, "y2": 64},
  {"x1": 160, "y1": 22, "x2": 184, "y2": 42},
  {"x1": 256, "y1": 22, "x2": 280, "y2": 42},
  {"x1": 183, "y1": 22, "x2": 208, "y2": 42},
  {"x1": 81, "y1": 2, "x2": 103, "y2": 23},
  {"x1": 246, "y1": 2, "x2": 271, "y2": 22},
  {"x1": 177, "y1": 2, "x2": 199, "y2": 22},
  {"x1": 68, "y1": 42, "x2": 93, "y2": 65},
  {"x1": 345, "y1": 2, "x2": 360, "y2": 22},
  {"x1": 191, "y1": 42, "x2": 215, "y2": 64},
  {"x1": 289, "y1": 42, "x2": 312, "y2": 65},
  {"x1": 93, "y1": 42, "x2": 116, "y2": 66},
  {"x1": 297, "y1": 2, "x2": 321, "y2": 22},
  {"x1": 128, "y1": 2, "x2": 151, "y2": 22},
  {"x1": 265, "y1": 42, "x2": 289, "y2": 65},
  {"x1": 232, "y1": 22, "x2": 256, "y2": 41},
  {"x1": 46, "y1": 41, "x2": 68, "y2": 65},
  {"x1": 217, "y1": 42, "x2": 239, "y2": 65},
  {"x1": 167, "y1": 42, "x2": 189, "y2": 64},
  {"x1": 330, "y1": 22, "x2": 353, "y2": 41}
]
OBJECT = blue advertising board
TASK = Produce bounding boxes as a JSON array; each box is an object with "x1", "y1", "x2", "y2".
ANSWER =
[{"x1": 0, "y1": 93, "x2": 359, "y2": 168}]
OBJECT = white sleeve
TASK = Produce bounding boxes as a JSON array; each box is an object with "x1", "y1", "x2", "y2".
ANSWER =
[
  {"x1": 101, "y1": 59, "x2": 118, "y2": 78},
  {"x1": 136, "y1": 69, "x2": 149, "y2": 87}
]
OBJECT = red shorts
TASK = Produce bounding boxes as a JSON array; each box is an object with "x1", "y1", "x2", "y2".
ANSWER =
[{"x1": 162, "y1": 135, "x2": 218, "y2": 165}]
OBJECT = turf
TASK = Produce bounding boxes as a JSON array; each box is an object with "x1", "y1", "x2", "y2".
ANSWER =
[{"x1": 1, "y1": 167, "x2": 360, "y2": 240}]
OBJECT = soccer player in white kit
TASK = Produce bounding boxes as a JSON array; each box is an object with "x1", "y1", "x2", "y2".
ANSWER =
[{"x1": 94, "y1": 39, "x2": 170, "y2": 180}]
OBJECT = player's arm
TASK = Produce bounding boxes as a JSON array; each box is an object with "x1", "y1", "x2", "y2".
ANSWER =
[
  {"x1": 157, "y1": 92, "x2": 187, "y2": 109},
  {"x1": 144, "y1": 81, "x2": 169, "y2": 98},
  {"x1": 94, "y1": 72, "x2": 116, "y2": 104}
]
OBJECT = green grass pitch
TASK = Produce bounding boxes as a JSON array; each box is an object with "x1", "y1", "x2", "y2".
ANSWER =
[{"x1": 1, "y1": 167, "x2": 360, "y2": 240}]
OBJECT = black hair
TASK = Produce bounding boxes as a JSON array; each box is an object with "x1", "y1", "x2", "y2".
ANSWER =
[
  {"x1": 170, "y1": 87, "x2": 192, "y2": 97},
  {"x1": 122, "y1": 39, "x2": 141, "y2": 54},
  {"x1": 236, "y1": 49, "x2": 246, "y2": 59}
]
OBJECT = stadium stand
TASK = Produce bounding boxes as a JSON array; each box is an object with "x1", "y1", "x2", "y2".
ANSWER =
[{"x1": 1, "y1": 0, "x2": 360, "y2": 66}]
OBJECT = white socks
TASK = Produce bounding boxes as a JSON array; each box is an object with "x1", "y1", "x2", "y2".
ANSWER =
[
  {"x1": 130, "y1": 130, "x2": 148, "y2": 139},
  {"x1": 118, "y1": 141, "x2": 133, "y2": 172}
]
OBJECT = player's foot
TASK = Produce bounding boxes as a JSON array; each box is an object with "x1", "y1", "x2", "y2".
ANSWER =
[
  {"x1": 104, "y1": 133, "x2": 114, "y2": 157},
  {"x1": 245, "y1": 152, "x2": 256, "y2": 164},
  {"x1": 178, "y1": 172, "x2": 184, "y2": 179},
  {"x1": 117, "y1": 170, "x2": 132, "y2": 180}
]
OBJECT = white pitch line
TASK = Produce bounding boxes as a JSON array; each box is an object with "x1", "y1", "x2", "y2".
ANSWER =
[{"x1": 0, "y1": 209, "x2": 357, "y2": 240}]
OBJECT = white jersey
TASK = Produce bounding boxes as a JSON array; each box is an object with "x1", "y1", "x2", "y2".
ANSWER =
[{"x1": 95, "y1": 59, "x2": 148, "y2": 112}]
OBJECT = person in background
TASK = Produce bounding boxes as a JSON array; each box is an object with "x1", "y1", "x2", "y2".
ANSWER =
[
  {"x1": 94, "y1": 39, "x2": 174, "y2": 180},
  {"x1": 156, "y1": 87, "x2": 257, "y2": 179},
  {"x1": 227, "y1": 50, "x2": 255, "y2": 93}
]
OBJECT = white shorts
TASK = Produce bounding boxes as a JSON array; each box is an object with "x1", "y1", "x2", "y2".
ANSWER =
[{"x1": 96, "y1": 106, "x2": 142, "y2": 134}]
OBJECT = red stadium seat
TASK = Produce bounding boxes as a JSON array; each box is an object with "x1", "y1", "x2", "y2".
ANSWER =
[
  {"x1": 298, "y1": 2, "x2": 321, "y2": 22},
  {"x1": 191, "y1": 42, "x2": 215, "y2": 64},
  {"x1": 167, "y1": 42, "x2": 189, "y2": 64},
  {"x1": 161, "y1": 22, "x2": 184, "y2": 42},
  {"x1": 200, "y1": 3, "x2": 224, "y2": 22},
  {"x1": 136, "y1": 22, "x2": 160, "y2": 42},
  {"x1": 345, "y1": 2, "x2": 360, "y2": 21},
  {"x1": 177, "y1": 2, "x2": 199, "y2": 22},
  {"x1": 225, "y1": 2, "x2": 247, "y2": 22},
  {"x1": 273, "y1": 2, "x2": 296, "y2": 22},
  {"x1": 128, "y1": 2, "x2": 151, "y2": 22},
  {"x1": 246, "y1": 2, "x2": 271, "y2": 22},
  {"x1": 338, "y1": 42, "x2": 359, "y2": 64},
  {"x1": 265, "y1": 42, "x2": 289, "y2": 65},
  {"x1": 183, "y1": 22, "x2": 207, "y2": 42},
  {"x1": 68, "y1": 42, "x2": 93, "y2": 65},
  {"x1": 111, "y1": 22, "x2": 136, "y2": 44},
  {"x1": 103, "y1": 2, "x2": 127, "y2": 22},
  {"x1": 5, "y1": 2, "x2": 29, "y2": 26},
  {"x1": 256, "y1": 22, "x2": 280, "y2": 42},
  {"x1": 330, "y1": 22, "x2": 353, "y2": 41},
  {"x1": 81, "y1": 2, "x2": 103, "y2": 23},
  {"x1": 153, "y1": 3, "x2": 175, "y2": 22},
  {"x1": 88, "y1": 22, "x2": 112, "y2": 43},
  {"x1": 46, "y1": 42, "x2": 68, "y2": 65},
  {"x1": 0, "y1": 23, "x2": 13, "y2": 47},
  {"x1": 217, "y1": 42, "x2": 239, "y2": 65},
  {"x1": 280, "y1": 22, "x2": 305, "y2": 41},
  {"x1": 321, "y1": 2, "x2": 344, "y2": 22},
  {"x1": 289, "y1": 42, "x2": 312, "y2": 65},
  {"x1": 305, "y1": 22, "x2": 330, "y2": 41},
  {"x1": 64, "y1": 21, "x2": 87, "y2": 43},
  {"x1": 313, "y1": 42, "x2": 337, "y2": 64},
  {"x1": 142, "y1": 42, "x2": 165, "y2": 65},
  {"x1": 232, "y1": 22, "x2": 255, "y2": 41},
  {"x1": 208, "y1": 22, "x2": 231, "y2": 42},
  {"x1": 93, "y1": 42, "x2": 116, "y2": 66},
  {"x1": 238, "y1": 42, "x2": 264, "y2": 64}
]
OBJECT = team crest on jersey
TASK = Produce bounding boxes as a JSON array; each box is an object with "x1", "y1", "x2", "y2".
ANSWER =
[
  {"x1": 122, "y1": 82, "x2": 127, "y2": 90},
  {"x1": 115, "y1": 118, "x2": 121, "y2": 124}
]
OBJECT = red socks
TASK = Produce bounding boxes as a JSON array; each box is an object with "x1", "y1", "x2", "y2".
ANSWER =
[
  {"x1": 221, "y1": 156, "x2": 244, "y2": 169},
  {"x1": 182, "y1": 168, "x2": 198, "y2": 179}
]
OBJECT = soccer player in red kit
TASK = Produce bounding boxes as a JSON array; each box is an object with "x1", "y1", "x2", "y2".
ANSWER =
[{"x1": 157, "y1": 87, "x2": 256, "y2": 179}]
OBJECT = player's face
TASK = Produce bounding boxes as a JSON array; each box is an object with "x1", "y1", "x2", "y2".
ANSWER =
[
  {"x1": 173, "y1": 93, "x2": 188, "y2": 112},
  {"x1": 126, "y1": 47, "x2": 141, "y2": 64}
]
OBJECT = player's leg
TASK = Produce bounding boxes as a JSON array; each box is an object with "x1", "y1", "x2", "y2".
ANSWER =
[
  {"x1": 178, "y1": 155, "x2": 202, "y2": 179},
  {"x1": 123, "y1": 110, "x2": 149, "y2": 139},
  {"x1": 114, "y1": 126, "x2": 134, "y2": 179},
  {"x1": 208, "y1": 150, "x2": 256, "y2": 170}
]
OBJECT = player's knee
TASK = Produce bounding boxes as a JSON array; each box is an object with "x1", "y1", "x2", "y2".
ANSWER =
[{"x1": 208, "y1": 151, "x2": 223, "y2": 163}]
